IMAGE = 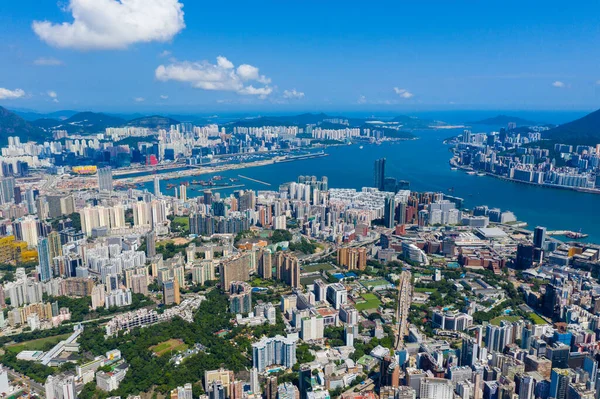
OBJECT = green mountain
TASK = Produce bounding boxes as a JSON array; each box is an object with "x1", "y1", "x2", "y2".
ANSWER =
[
  {"x1": 13, "y1": 109, "x2": 78, "y2": 121},
  {"x1": 126, "y1": 115, "x2": 180, "y2": 129},
  {"x1": 32, "y1": 112, "x2": 127, "y2": 134},
  {"x1": 544, "y1": 108, "x2": 600, "y2": 145},
  {"x1": 469, "y1": 115, "x2": 537, "y2": 126},
  {"x1": 0, "y1": 107, "x2": 50, "y2": 145}
]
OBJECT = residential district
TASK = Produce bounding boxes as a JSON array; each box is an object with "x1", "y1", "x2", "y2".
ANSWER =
[
  {"x1": 0, "y1": 120, "x2": 598, "y2": 399},
  {"x1": 450, "y1": 127, "x2": 600, "y2": 192}
]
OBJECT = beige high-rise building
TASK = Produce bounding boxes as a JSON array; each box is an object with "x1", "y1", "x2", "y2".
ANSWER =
[
  {"x1": 133, "y1": 201, "x2": 152, "y2": 226},
  {"x1": 20, "y1": 216, "x2": 39, "y2": 248},
  {"x1": 274, "y1": 252, "x2": 300, "y2": 288},
  {"x1": 219, "y1": 253, "x2": 252, "y2": 288},
  {"x1": 131, "y1": 274, "x2": 149, "y2": 296},
  {"x1": 179, "y1": 185, "x2": 187, "y2": 202},
  {"x1": 204, "y1": 369, "x2": 235, "y2": 397}
]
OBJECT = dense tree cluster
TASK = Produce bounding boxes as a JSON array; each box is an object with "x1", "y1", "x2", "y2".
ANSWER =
[
  {"x1": 289, "y1": 238, "x2": 318, "y2": 254},
  {"x1": 51, "y1": 293, "x2": 153, "y2": 322},
  {"x1": 78, "y1": 290, "x2": 250, "y2": 397},
  {"x1": 271, "y1": 229, "x2": 293, "y2": 243}
]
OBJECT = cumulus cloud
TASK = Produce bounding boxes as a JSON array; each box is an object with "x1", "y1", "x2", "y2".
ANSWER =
[
  {"x1": 47, "y1": 91, "x2": 59, "y2": 102},
  {"x1": 237, "y1": 64, "x2": 271, "y2": 84},
  {"x1": 134, "y1": 97, "x2": 145, "y2": 102},
  {"x1": 0, "y1": 88, "x2": 26, "y2": 100},
  {"x1": 156, "y1": 56, "x2": 273, "y2": 98},
  {"x1": 34, "y1": 57, "x2": 63, "y2": 66},
  {"x1": 32, "y1": 0, "x2": 185, "y2": 50},
  {"x1": 552, "y1": 81, "x2": 566, "y2": 88},
  {"x1": 393, "y1": 87, "x2": 414, "y2": 98},
  {"x1": 283, "y1": 89, "x2": 305, "y2": 99}
]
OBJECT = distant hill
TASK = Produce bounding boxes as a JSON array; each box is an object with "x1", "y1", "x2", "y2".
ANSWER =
[
  {"x1": 13, "y1": 109, "x2": 78, "y2": 121},
  {"x1": 389, "y1": 115, "x2": 446, "y2": 129},
  {"x1": 544, "y1": 108, "x2": 600, "y2": 145},
  {"x1": 0, "y1": 107, "x2": 50, "y2": 145},
  {"x1": 126, "y1": 115, "x2": 180, "y2": 129},
  {"x1": 469, "y1": 115, "x2": 537, "y2": 126},
  {"x1": 226, "y1": 113, "x2": 441, "y2": 130},
  {"x1": 227, "y1": 113, "x2": 332, "y2": 128},
  {"x1": 32, "y1": 112, "x2": 127, "y2": 134}
]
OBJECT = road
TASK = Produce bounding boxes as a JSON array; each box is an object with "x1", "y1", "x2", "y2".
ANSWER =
[
  {"x1": 301, "y1": 232, "x2": 380, "y2": 264},
  {"x1": 6, "y1": 368, "x2": 46, "y2": 396}
]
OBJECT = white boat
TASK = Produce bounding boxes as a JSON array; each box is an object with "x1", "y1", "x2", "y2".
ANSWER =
[
  {"x1": 450, "y1": 167, "x2": 457, "y2": 171},
  {"x1": 477, "y1": 173, "x2": 486, "y2": 177},
  {"x1": 359, "y1": 146, "x2": 364, "y2": 149},
  {"x1": 467, "y1": 171, "x2": 476, "y2": 175}
]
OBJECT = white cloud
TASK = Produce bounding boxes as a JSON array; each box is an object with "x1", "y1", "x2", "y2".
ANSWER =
[
  {"x1": 156, "y1": 56, "x2": 273, "y2": 98},
  {"x1": 357, "y1": 95, "x2": 367, "y2": 104},
  {"x1": 160, "y1": 95, "x2": 169, "y2": 100},
  {"x1": 34, "y1": 57, "x2": 63, "y2": 66},
  {"x1": 134, "y1": 97, "x2": 145, "y2": 102},
  {"x1": 238, "y1": 86, "x2": 273, "y2": 99},
  {"x1": 236, "y1": 64, "x2": 271, "y2": 84},
  {"x1": 47, "y1": 91, "x2": 59, "y2": 102},
  {"x1": 159, "y1": 50, "x2": 172, "y2": 58},
  {"x1": 552, "y1": 81, "x2": 566, "y2": 88},
  {"x1": 32, "y1": 0, "x2": 185, "y2": 50},
  {"x1": 393, "y1": 87, "x2": 414, "y2": 98},
  {"x1": 283, "y1": 89, "x2": 305, "y2": 99},
  {"x1": 0, "y1": 88, "x2": 26, "y2": 100}
]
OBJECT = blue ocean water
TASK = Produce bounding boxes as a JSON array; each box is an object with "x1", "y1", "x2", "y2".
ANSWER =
[{"x1": 145, "y1": 128, "x2": 600, "y2": 242}]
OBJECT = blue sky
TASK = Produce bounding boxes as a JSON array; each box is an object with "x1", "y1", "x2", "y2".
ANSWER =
[{"x1": 1, "y1": 0, "x2": 600, "y2": 113}]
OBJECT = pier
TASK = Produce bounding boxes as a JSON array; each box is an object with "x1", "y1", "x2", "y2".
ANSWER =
[{"x1": 237, "y1": 175, "x2": 271, "y2": 186}]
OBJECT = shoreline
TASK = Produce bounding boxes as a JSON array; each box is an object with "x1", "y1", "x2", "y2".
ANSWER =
[
  {"x1": 448, "y1": 155, "x2": 600, "y2": 196},
  {"x1": 114, "y1": 152, "x2": 329, "y2": 185}
]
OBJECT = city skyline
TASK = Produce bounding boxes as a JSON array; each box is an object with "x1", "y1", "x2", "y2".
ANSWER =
[{"x1": 2, "y1": 1, "x2": 600, "y2": 111}]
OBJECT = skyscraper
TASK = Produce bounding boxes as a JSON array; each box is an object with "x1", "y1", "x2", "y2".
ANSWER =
[
  {"x1": 374, "y1": 158, "x2": 386, "y2": 190},
  {"x1": 265, "y1": 376, "x2": 278, "y2": 399},
  {"x1": 97, "y1": 167, "x2": 113, "y2": 192},
  {"x1": 153, "y1": 176, "x2": 161, "y2": 196},
  {"x1": 298, "y1": 365, "x2": 312, "y2": 399},
  {"x1": 38, "y1": 237, "x2": 52, "y2": 282},
  {"x1": 533, "y1": 226, "x2": 546, "y2": 249},
  {"x1": 180, "y1": 184, "x2": 187, "y2": 201},
  {"x1": 145, "y1": 230, "x2": 156, "y2": 258},
  {"x1": 384, "y1": 196, "x2": 396, "y2": 228},
  {"x1": 549, "y1": 369, "x2": 571, "y2": 399},
  {"x1": 250, "y1": 368, "x2": 260, "y2": 395},
  {"x1": 252, "y1": 335, "x2": 297, "y2": 372}
]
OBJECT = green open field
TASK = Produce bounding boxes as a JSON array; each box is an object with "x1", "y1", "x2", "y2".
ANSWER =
[
  {"x1": 301, "y1": 275, "x2": 324, "y2": 287},
  {"x1": 527, "y1": 313, "x2": 546, "y2": 325},
  {"x1": 361, "y1": 279, "x2": 390, "y2": 289},
  {"x1": 414, "y1": 287, "x2": 438, "y2": 294},
  {"x1": 150, "y1": 339, "x2": 188, "y2": 356},
  {"x1": 173, "y1": 216, "x2": 190, "y2": 230},
  {"x1": 6, "y1": 333, "x2": 72, "y2": 353},
  {"x1": 355, "y1": 293, "x2": 382, "y2": 311},
  {"x1": 490, "y1": 315, "x2": 521, "y2": 326},
  {"x1": 302, "y1": 263, "x2": 335, "y2": 273}
]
